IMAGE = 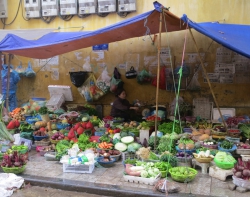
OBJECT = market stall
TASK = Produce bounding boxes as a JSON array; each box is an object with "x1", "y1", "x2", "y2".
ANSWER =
[{"x1": 1, "y1": 1, "x2": 250, "y2": 195}]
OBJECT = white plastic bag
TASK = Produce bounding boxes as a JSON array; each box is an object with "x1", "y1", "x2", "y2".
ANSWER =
[{"x1": 96, "y1": 68, "x2": 111, "y2": 93}]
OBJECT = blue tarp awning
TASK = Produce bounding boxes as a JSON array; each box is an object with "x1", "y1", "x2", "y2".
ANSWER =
[
  {"x1": 0, "y1": 3, "x2": 186, "y2": 59},
  {"x1": 181, "y1": 14, "x2": 250, "y2": 59}
]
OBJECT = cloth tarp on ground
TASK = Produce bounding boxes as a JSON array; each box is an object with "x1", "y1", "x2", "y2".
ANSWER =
[
  {"x1": 181, "y1": 14, "x2": 250, "y2": 59},
  {"x1": 0, "y1": 3, "x2": 186, "y2": 59}
]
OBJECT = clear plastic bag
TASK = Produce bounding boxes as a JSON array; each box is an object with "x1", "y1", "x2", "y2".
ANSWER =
[
  {"x1": 137, "y1": 69, "x2": 152, "y2": 84},
  {"x1": 78, "y1": 74, "x2": 104, "y2": 102},
  {"x1": 96, "y1": 68, "x2": 111, "y2": 93},
  {"x1": 24, "y1": 61, "x2": 36, "y2": 78},
  {"x1": 15, "y1": 62, "x2": 26, "y2": 77},
  {"x1": 154, "y1": 179, "x2": 181, "y2": 194},
  {"x1": 187, "y1": 73, "x2": 200, "y2": 91}
]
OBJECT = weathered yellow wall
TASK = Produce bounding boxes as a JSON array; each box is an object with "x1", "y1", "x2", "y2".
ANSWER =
[{"x1": 2, "y1": 0, "x2": 250, "y2": 117}]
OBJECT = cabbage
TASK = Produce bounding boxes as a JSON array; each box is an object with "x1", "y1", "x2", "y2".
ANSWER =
[
  {"x1": 114, "y1": 142, "x2": 127, "y2": 152},
  {"x1": 140, "y1": 170, "x2": 148, "y2": 178},
  {"x1": 121, "y1": 136, "x2": 134, "y2": 144},
  {"x1": 113, "y1": 133, "x2": 121, "y2": 140},
  {"x1": 127, "y1": 143, "x2": 142, "y2": 153}
]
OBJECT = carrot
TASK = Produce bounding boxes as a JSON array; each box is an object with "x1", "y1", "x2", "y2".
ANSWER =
[{"x1": 107, "y1": 143, "x2": 113, "y2": 147}]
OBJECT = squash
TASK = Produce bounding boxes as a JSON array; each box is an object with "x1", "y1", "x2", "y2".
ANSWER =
[
  {"x1": 47, "y1": 121, "x2": 52, "y2": 131},
  {"x1": 35, "y1": 121, "x2": 47, "y2": 128}
]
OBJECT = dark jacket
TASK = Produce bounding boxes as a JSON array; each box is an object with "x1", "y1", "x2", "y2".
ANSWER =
[{"x1": 110, "y1": 97, "x2": 132, "y2": 118}]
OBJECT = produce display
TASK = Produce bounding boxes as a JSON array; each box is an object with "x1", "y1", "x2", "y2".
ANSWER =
[{"x1": 3, "y1": 99, "x2": 250, "y2": 192}]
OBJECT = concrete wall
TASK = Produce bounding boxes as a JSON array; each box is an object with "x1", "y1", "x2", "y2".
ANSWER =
[{"x1": 1, "y1": 0, "x2": 250, "y2": 117}]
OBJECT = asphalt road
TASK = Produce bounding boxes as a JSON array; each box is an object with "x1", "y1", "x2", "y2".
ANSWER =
[{"x1": 12, "y1": 186, "x2": 112, "y2": 197}]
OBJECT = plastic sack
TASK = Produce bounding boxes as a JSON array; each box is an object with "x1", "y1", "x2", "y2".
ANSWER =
[
  {"x1": 69, "y1": 71, "x2": 89, "y2": 87},
  {"x1": 152, "y1": 66, "x2": 166, "y2": 90},
  {"x1": 137, "y1": 69, "x2": 152, "y2": 84},
  {"x1": 24, "y1": 61, "x2": 36, "y2": 77},
  {"x1": 15, "y1": 62, "x2": 26, "y2": 77},
  {"x1": 96, "y1": 68, "x2": 111, "y2": 93},
  {"x1": 154, "y1": 179, "x2": 181, "y2": 194},
  {"x1": 78, "y1": 74, "x2": 104, "y2": 102},
  {"x1": 110, "y1": 67, "x2": 124, "y2": 93},
  {"x1": 1, "y1": 69, "x2": 20, "y2": 94},
  {"x1": 187, "y1": 73, "x2": 200, "y2": 91},
  {"x1": 232, "y1": 175, "x2": 250, "y2": 190}
]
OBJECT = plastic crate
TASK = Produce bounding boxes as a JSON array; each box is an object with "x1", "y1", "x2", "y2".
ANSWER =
[
  {"x1": 122, "y1": 151, "x2": 136, "y2": 161},
  {"x1": 63, "y1": 163, "x2": 94, "y2": 174},
  {"x1": 193, "y1": 98, "x2": 213, "y2": 120},
  {"x1": 123, "y1": 173, "x2": 161, "y2": 185},
  {"x1": 46, "y1": 94, "x2": 65, "y2": 111}
]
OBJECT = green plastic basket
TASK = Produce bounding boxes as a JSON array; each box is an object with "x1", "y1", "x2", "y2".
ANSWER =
[
  {"x1": 1, "y1": 165, "x2": 26, "y2": 174},
  {"x1": 214, "y1": 157, "x2": 236, "y2": 170},
  {"x1": 169, "y1": 167, "x2": 197, "y2": 182},
  {"x1": 160, "y1": 170, "x2": 167, "y2": 178}
]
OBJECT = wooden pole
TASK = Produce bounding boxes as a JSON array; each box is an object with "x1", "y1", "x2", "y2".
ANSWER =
[
  {"x1": 188, "y1": 29, "x2": 227, "y2": 129},
  {"x1": 154, "y1": 11, "x2": 163, "y2": 150},
  {"x1": 6, "y1": 54, "x2": 12, "y2": 113}
]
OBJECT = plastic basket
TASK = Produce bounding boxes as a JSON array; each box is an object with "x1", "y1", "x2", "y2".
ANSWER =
[
  {"x1": 122, "y1": 151, "x2": 136, "y2": 161},
  {"x1": 214, "y1": 157, "x2": 236, "y2": 169},
  {"x1": 97, "y1": 157, "x2": 116, "y2": 167},
  {"x1": 227, "y1": 129, "x2": 241, "y2": 138},
  {"x1": 183, "y1": 128, "x2": 192, "y2": 133},
  {"x1": 218, "y1": 144, "x2": 237, "y2": 152},
  {"x1": 95, "y1": 131, "x2": 105, "y2": 136},
  {"x1": 63, "y1": 163, "x2": 95, "y2": 173},
  {"x1": 169, "y1": 167, "x2": 197, "y2": 183},
  {"x1": 225, "y1": 136, "x2": 240, "y2": 143},
  {"x1": 50, "y1": 139, "x2": 61, "y2": 144},
  {"x1": 110, "y1": 153, "x2": 121, "y2": 162},
  {"x1": 33, "y1": 135, "x2": 49, "y2": 141},
  {"x1": 176, "y1": 146, "x2": 196, "y2": 154},
  {"x1": 202, "y1": 143, "x2": 218, "y2": 150},
  {"x1": 56, "y1": 123, "x2": 69, "y2": 130},
  {"x1": 1, "y1": 165, "x2": 26, "y2": 174}
]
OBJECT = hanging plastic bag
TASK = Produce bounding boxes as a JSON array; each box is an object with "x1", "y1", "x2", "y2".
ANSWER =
[
  {"x1": 187, "y1": 73, "x2": 201, "y2": 91},
  {"x1": 69, "y1": 71, "x2": 89, "y2": 88},
  {"x1": 137, "y1": 69, "x2": 152, "y2": 84},
  {"x1": 110, "y1": 67, "x2": 124, "y2": 93},
  {"x1": 96, "y1": 68, "x2": 111, "y2": 93},
  {"x1": 24, "y1": 61, "x2": 36, "y2": 78},
  {"x1": 152, "y1": 66, "x2": 166, "y2": 89},
  {"x1": 154, "y1": 179, "x2": 181, "y2": 194},
  {"x1": 15, "y1": 62, "x2": 26, "y2": 77},
  {"x1": 78, "y1": 74, "x2": 104, "y2": 102}
]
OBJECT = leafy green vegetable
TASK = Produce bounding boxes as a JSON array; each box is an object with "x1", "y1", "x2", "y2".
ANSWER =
[
  {"x1": 160, "y1": 153, "x2": 177, "y2": 167},
  {"x1": 157, "y1": 135, "x2": 176, "y2": 154},
  {"x1": 158, "y1": 122, "x2": 182, "y2": 134},
  {"x1": 148, "y1": 151, "x2": 159, "y2": 160},
  {"x1": 38, "y1": 106, "x2": 49, "y2": 115},
  {"x1": 124, "y1": 158, "x2": 137, "y2": 165},
  {"x1": 148, "y1": 136, "x2": 160, "y2": 150}
]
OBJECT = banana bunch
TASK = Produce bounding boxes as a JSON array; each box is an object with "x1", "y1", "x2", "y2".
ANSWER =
[{"x1": 197, "y1": 121, "x2": 213, "y2": 129}]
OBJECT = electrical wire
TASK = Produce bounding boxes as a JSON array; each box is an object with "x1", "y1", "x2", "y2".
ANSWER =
[
  {"x1": 117, "y1": 12, "x2": 129, "y2": 18},
  {"x1": 77, "y1": 14, "x2": 91, "y2": 19},
  {"x1": 97, "y1": 13, "x2": 109, "y2": 17},
  {"x1": 20, "y1": 0, "x2": 30, "y2": 21},
  {"x1": 1, "y1": 0, "x2": 22, "y2": 28}
]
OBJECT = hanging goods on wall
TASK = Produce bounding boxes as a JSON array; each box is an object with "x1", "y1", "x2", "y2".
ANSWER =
[
  {"x1": 125, "y1": 66, "x2": 137, "y2": 79},
  {"x1": 15, "y1": 62, "x2": 25, "y2": 77},
  {"x1": 110, "y1": 67, "x2": 123, "y2": 93},
  {"x1": 96, "y1": 68, "x2": 111, "y2": 93},
  {"x1": 152, "y1": 66, "x2": 166, "y2": 90},
  {"x1": 69, "y1": 71, "x2": 89, "y2": 88},
  {"x1": 78, "y1": 74, "x2": 104, "y2": 102},
  {"x1": 137, "y1": 69, "x2": 152, "y2": 84},
  {"x1": 24, "y1": 61, "x2": 36, "y2": 78}
]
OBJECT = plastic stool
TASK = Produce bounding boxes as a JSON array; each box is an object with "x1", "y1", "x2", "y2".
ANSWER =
[{"x1": 192, "y1": 159, "x2": 212, "y2": 174}]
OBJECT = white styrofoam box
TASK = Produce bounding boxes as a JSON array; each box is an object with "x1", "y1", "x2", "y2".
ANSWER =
[
  {"x1": 63, "y1": 163, "x2": 94, "y2": 173},
  {"x1": 48, "y1": 85, "x2": 73, "y2": 101},
  {"x1": 123, "y1": 173, "x2": 161, "y2": 185},
  {"x1": 212, "y1": 108, "x2": 235, "y2": 121},
  {"x1": 46, "y1": 94, "x2": 65, "y2": 111},
  {"x1": 232, "y1": 175, "x2": 250, "y2": 189},
  {"x1": 209, "y1": 166, "x2": 233, "y2": 181}
]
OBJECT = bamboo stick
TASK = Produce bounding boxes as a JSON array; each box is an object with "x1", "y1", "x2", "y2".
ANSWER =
[{"x1": 154, "y1": 11, "x2": 163, "y2": 150}]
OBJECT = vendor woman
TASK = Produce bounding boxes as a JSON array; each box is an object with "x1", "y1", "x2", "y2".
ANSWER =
[{"x1": 110, "y1": 88, "x2": 138, "y2": 121}]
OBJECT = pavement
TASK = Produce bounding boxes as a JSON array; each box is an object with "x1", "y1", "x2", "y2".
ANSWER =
[{"x1": 1, "y1": 149, "x2": 250, "y2": 197}]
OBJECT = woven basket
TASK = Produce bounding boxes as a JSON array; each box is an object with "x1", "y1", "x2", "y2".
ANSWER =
[
  {"x1": 35, "y1": 140, "x2": 51, "y2": 146},
  {"x1": 202, "y1": 143, "x2": 218, "y2": 149},
  {"x1": 194, "y1": 156, "x2": 213, "y2": 163},
  {"x1": 1, "y1": 165, "x2": 26, "y2": 174},
  {"x1": 50, "y1": 139, "x2": 61, "y2": 144},
  {"x1": 227, "y1": 129, "x2": 241, "y2": 138}
]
